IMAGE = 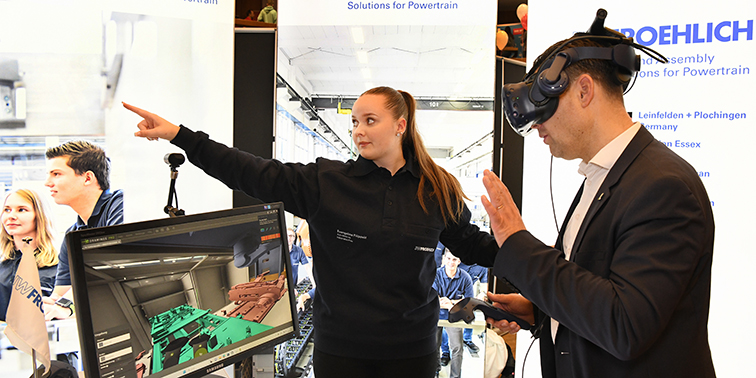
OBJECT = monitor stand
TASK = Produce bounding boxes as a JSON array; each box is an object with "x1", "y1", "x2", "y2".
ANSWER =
[{"x1": 208, "y1": 352, "x2": 274, "y2": 378}]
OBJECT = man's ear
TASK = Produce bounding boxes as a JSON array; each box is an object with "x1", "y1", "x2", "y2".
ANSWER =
[
  {"x1": 83, "y1": 171, "x2": 97, "y2": 186},
  {"x1": 575, "y1": 74, "x2": 595, "y2": 108}
]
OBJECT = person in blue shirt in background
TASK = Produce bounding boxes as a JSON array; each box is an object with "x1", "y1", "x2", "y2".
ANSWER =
[
  {"x1": 288, "y1": 227, "x2": 310, "y2": 285},
  {"x1": 42, "y1": 141, "x2": 124, "y2": 320},
  {"x1": 434, "y1": 241, "x2": 487, "y2": 364},
  {"x1": 433, "y1": 248, "x2": 473, "y2": 378}
]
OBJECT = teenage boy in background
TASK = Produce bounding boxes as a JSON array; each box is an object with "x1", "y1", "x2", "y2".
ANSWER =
[
  {"x1": 433, "y1": 249, "x2": 473, "y2": 378},
  {"x1": 42, "y1": 141, "x2": 124, "y2": 320}
]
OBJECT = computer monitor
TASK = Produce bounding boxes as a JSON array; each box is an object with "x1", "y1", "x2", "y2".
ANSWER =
[{"x1": 67, "y1": 202, "x2": 298, "y2": 378}]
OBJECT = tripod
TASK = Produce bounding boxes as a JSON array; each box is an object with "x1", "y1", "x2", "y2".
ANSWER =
[{"x1": 164, "y1": 153, "x2": 186, "y2": 217}]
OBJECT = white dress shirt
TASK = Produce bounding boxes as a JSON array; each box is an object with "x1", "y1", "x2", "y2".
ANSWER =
[{"x1": 551, "y1": 122, "x2": 642, "y2": 342}]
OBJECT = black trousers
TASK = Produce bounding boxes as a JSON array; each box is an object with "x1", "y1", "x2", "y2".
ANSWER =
[{"x1": 312, "y1": 347, "x2": 438, "y2": 378}]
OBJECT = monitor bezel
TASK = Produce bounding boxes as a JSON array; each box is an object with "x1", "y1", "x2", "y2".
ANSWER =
[{"x1": 67, "y1": 202, "x2": 299, "y2": 378}]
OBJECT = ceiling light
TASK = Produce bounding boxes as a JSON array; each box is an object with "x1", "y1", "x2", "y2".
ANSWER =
[
  {"x1": 351, "y1": 27, "x2": 365, "y2": 44},
  {"x1": 357, "y1": 50, "x2": 368, "y2": 64}
]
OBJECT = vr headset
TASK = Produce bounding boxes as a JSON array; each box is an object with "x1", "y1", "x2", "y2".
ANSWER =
[{"x1": 502, "y1": 9, "x2": 668, "y2": 136}]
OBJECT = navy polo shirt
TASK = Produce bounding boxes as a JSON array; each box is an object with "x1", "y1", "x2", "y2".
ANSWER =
[
  {"x1": 459, "y1": 262, "x2": 489, "y2": 283},
  {"x1": 56, "y1": 189, "x2": 124, "y2": 286},
  {"x1": 0, "y1": 251, "x2": 57, "y2": 320},
  {"x1": 433, "y1": 266, "x2": 473, "y2": 320}
]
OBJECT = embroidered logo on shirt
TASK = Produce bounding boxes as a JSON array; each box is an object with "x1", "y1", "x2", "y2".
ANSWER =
[
  {"x1": 336, "y1": 229, "x2": 367, "y2": 243},
  {"x1": 414, "y1": 246, "x2": 435, "y2": 252}
]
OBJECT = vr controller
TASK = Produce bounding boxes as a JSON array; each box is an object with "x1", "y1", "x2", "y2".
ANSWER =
[{"x1": 448, "y1": 297, "x2": 532, "y2": 331}]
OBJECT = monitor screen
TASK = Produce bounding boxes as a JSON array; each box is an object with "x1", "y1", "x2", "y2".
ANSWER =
[{"x1": 67, "y1": 202, "x2": 297, "y2": 378}]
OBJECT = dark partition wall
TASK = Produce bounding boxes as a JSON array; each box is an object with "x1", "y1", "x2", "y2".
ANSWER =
[
  {"x1": 233, "y1": 28, "x2": 277, "y2": 208},
  {"x1": 491, "y1": 57, "x2": 527, "y2": 295},
  {"x1": 492, "y1": 57, "x2": 527, "y2": 212}
]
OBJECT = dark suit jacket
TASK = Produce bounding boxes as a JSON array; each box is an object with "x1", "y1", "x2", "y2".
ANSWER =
[{"x1": 493, "y1": 127, "x2": 716, "y2": 377}]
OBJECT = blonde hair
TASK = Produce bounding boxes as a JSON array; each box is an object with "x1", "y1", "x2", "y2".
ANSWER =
[
  {"x1": 361, "y1": 86, "x2": 468, "y2": 225},
  {"x1": 1, "y1": 189, "x2": 59, "y2": 268}
]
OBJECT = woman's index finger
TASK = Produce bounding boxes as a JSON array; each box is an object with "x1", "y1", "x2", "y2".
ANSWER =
[{"x1": 122, "y1": 102, "x2": 150, "y2": 118}]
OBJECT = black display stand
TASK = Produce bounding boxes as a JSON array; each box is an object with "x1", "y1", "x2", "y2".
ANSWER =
[
  {"x1": 490, "y1": 57, "x2": 527, "y2": 295},
  {"x1": 233, "y1": 26, "x2": 281, "y2": 378},
  {"x1": 233, "y1": 27, "x2": 278, "y2": 209}
]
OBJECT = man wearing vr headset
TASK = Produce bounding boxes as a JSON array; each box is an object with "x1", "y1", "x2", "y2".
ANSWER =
[{"x1": 480, "y1": 10, "x2": 715, "y2": 378}]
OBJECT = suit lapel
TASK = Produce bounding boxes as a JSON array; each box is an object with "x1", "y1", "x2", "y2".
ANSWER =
[
  {"x1": 568, "y1": 127, "x2": 655, "y2": 260},
  {"x1": 556, "y1": 181, "x2": 584, "y2": 254}
]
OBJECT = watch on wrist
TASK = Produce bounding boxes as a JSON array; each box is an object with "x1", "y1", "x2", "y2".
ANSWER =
[{"x1": 55, "y1": 297, "x2": 75, "y2": 317}]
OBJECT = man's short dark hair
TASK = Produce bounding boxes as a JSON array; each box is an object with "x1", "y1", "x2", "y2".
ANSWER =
[
  {"x1": 46, "y1": 141, "x2": 111, "y2": 190},
  {"x1": 530, "y1": 37, "x2": 627, "y2": 102}
]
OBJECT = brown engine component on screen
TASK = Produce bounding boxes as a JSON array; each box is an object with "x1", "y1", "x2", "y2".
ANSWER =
[{"x1": 225, "y1": 273, "x2": 287, "y2": 322}]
